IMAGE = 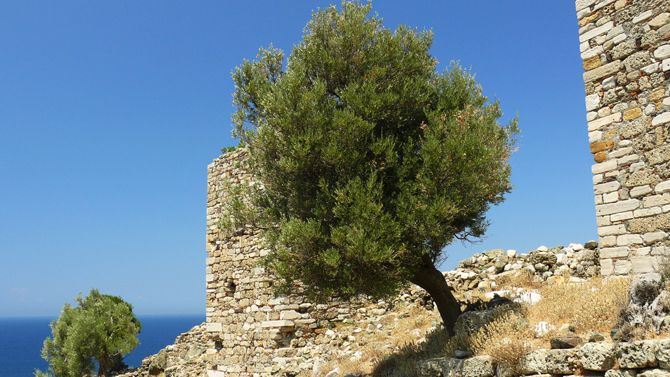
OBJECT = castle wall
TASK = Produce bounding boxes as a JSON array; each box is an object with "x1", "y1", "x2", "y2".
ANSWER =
[
  {"x1": 577, "y1": 0, "x2": 670, "y2": 275},
  {"x1": 204, "y1": 149, "x2": 368, "y2": 376}
]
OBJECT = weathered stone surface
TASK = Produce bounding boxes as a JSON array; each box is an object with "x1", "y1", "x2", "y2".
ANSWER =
[
  {"x1": 619, "y1": 340, "x2": 659, "y2": 368},
  {"x1": 638, "y1": 369, "x2": 670, "y2": 377},
  {"x1": 545, "y1": 349, "x2": 580, "y2": 374},
  {"x1": 580, "y1": 342, "x2": 619, "y2": 371},
  {"x1": 596, "y1": 199, "x2": 640, "y2": 216},
  {"x1": 417, "y1": 358, "x2": 463, "y2": 377},
  {"x1": 591, "y1": 140, "x2": 615, "y2": 153},
  {"x1": 657, "y1": 339, "x2": 670, "y2": 369},
  {"x1": 584, "y1": 61, "x2": 622, "y2": 82},
  {"x1": 550, "y1": 336, "x2": 582, "y2": 349},
  {"x1": 624, "y1": 51, "x2": 653, "y2": 72},
  {"x1": 650, "y1": 13, "x2": 670, "y2": 29},
  {"x1": 625, "y1": 108, "x2": 644, "y2": 120},
  {"x1": 520, "y1": 349, "x2": 548, "y2": 375},
  {"x1": 627, "y1": 170, "x2": 660, "y2": 187},
  {"x1": 462, "y1": 356, "x2": 494, "y2": 377},
  {"x1": 454, "y1": 310, "x2": 494, "y2": 338}
]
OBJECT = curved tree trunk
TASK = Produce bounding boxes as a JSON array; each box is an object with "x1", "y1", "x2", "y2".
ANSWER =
[{"x1": 410, "y1": 254, "x2": 462, "y2": 336}]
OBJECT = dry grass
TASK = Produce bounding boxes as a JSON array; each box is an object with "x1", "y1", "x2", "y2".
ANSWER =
[
  {"x1": 314, "y1": 275, "x2": 641, "y2": 377},
  {"x1": 470, "y1": 310, "x2": 533, "y2": 375},
  {"x1": 526, "y1": 276, "x2": 630, "y2": 337}
]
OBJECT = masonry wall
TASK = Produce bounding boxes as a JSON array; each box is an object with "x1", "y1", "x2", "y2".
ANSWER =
[
  {"x1": 577, "y1": 0, "x2": 670, "y2": 275},
  {"x1": 204, "y1": 149, "x2": 369, "y2": 377}
]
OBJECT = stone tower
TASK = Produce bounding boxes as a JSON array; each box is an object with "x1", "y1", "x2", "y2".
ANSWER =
[{"x1": 577, "y1": 0, "x2": 670, "y2": 275}]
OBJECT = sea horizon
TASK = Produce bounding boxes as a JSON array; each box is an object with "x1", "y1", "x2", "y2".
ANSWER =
[{"x1": 0, "y1": 313, "x2": 205, "y2": 377}]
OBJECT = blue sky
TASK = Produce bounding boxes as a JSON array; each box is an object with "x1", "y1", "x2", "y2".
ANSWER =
[{"x1": 0, "y1": 1, "x2": 593, "y2": 317}]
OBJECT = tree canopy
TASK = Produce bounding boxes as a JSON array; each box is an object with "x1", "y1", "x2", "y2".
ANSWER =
[
  {"x1": 224, "y1": 1, "x2": 518, "y2": 333},
  {"x1": 35, "y1": 289, "x2": 142, "y2": 377}
]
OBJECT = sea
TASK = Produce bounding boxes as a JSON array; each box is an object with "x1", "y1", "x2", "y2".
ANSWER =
[{"x1": 0, "y1": 314, "x2": 205, "y2": 377}]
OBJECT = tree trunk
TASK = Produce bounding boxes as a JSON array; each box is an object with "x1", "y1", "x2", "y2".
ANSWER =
[
  {"x1": 410, "y1": 254, "x2": 462, "y2": 336},
  {"x1": 98, "y1": 353, "x2": 110, "y2": 377}
]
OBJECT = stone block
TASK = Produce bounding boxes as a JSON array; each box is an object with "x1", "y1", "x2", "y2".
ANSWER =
[
  {"x1": 575, "y1": 0, "x2": 595, "y2": 12},
  {"x1": 595, "y1": 181, "x2": 621, "y2": 194},
  {"x1": 280, "y1": 310, "x2": 302, "y2": 320},
  {"x1": 631, "y1": 256, "x2": 657, "y2": 273},
  {"x1": 580, "y1": 21, "x2": 614, "y2": 43},
  {"x1": 625, "y1": 108, "x2": 644, "y2": 120},
  {"x1": 635, "y1": 207, "x2": 664, "y2": 218},
  {"x1": 631, "y1": 186, "x2": 653, "y2": 197},
  {"x1": 624, "y1": 51, "x2": 652, "y2": 72},
  {"x1": 650, "y1": 89, "x2": 667, "y2": 103},
  {"x1": 653, "y1": 112, "x2": 670, "y2": 127},
  {"x1": 619, "y1": 340, "x2": 659, "y2": 368},
  {"x1": 656, "y1": 339, "x2": 670, "y2": 368},
  {"x1": 261, "y1": 320, "x2": 295, "y2": 329},
  {"x1": 601, "y1": 258, "x2": 614, "y2": 275},
  {"x1": 612, "y1": 211, "x2": 634, "y2": 222},
  {"x1": 417, "y1": 357, "x2": 463, "y2": 377},
  {"x1": 584, "y1": 61, "x2": 622, "y2": 82},
  {"x1": 650, "y1": 13, "x2": 670, "y2": 29},
  {"x1": 599, "y1": 224, "x2": 628, "y2": 236},
  {"x1": 588, "y1": 112, "x2": 622, "y2": 131},
  {"x1": 645, "y1": 231, "x2": 669, "y2": 244},
  {"x1": 644, "y1": 194, "x2": 670, "y2": 208},
  {"x1": 591, "y1": 140, "x2": 615, "y2": 154},
  {"x1": 545, "y1": 349, "x2": 580, "y2": 375},
  {"x1": 614, "y1": 259, "x2": 633, "y2": 275},
  {"x1": 520, "y1": 349, "x2": 548, "y2": 375},
  {"x1": 584, "y1": 56, "x2": 602, "y2": 71},
  {"x1": 656, "y1": 45, "x2": 670, "y2": 60},
  {"x1": 596, "y1": 199, "x2": 640, "y2": 216},
  {"x1": 462, "y1": 356, "x2": 494, "y2": 377},
  {"x1": 583, "y1": 46, "x2": 605, "y2": 60},
  {"x1": 638, "y1": 370, "x2": 670, "y2": 377},
  {"x1": 207, "y1": 322, "x2": 223, "y2": 332},
  {"x1": 601, "y1": 247, "x2": 630, "y2": 258},
  {"x1": 633, "y1": 10, "x2": 654, "y2": 24},
  {"x1": 617, "y1": 234, "x2": 644, "y2": 246},
  {"x1": 586, "y1": 93, "x2": 601, "y2": 110},
  {"x1": 592, "y1": 159, "x2": 618, "y2": 175},
  {"x1": 580, "y1": 342, "x2": 619, "y2": 371}
]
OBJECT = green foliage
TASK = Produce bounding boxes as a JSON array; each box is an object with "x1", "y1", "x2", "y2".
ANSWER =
[
  {"x1": 225, "y1": 1, "x2": 518, "y2": 303},
  {"x1": 221, "y1": 144, "x2": 240, "y2": 154},
  {"x1": 35, "y1": 289, "x2": 142, "y2": 377}
]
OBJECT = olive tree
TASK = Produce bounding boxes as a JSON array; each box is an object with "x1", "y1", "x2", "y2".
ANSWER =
[
  {"x1": 35, "y1": 289, "x2": 142, "y2": 377},
  {"x1": 225, "y1": 1, "x2": 518, "y2": 335}
]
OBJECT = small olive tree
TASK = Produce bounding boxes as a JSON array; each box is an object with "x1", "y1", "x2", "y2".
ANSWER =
[
  {"x1": 225, "y1": 1, "x2": 518, "y2": 335},
  {"x1": 35, "y1": 289, "x2": 142, "y2": 377}
]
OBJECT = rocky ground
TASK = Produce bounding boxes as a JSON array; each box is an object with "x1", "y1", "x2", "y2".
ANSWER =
[{"x1": 114, "y1": 240, "x2": 669, "y2": 377}]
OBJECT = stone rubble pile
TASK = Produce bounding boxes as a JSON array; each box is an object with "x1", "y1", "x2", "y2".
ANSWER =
[
  {"x1": 116, "y1": 323, "x2": 211, "y2": 377},
  {"x1": 443, "y1": 242, "x2": 601, "y2": 298}
]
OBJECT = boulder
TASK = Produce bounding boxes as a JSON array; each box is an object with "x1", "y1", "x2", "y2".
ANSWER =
[
  {"x1": 580, "y1": 342, "x2": 618, "y2": 371},
  {"x1": 462, "y1": 356, "x2": 494, "y2": 377},
  {"x1": 550, "y1": 335, "x2": 582, "y2": 349},
  {"x1": 454, "y1": 310, "x2": 495, "y2": 338},
  {"x1": 619, "y1": 340, "x2": 659, "y2": 369}
]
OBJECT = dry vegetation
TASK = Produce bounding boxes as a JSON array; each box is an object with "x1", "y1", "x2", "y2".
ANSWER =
[{"x1": 316, "y1": 273, "x2": 639, "y2": 377}]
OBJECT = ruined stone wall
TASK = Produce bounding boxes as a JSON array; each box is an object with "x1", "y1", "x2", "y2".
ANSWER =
[
  {"x1": 204, "y1": 149, "x2": 369, "y2": 377},
  {"x1": 577, "y1": 0, "x2": 670, "y2": 275}
]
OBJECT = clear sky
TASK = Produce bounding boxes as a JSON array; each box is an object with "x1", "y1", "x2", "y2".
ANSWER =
[{"x1": 0, "y1": 1, "x2": 594, "y2": 317}]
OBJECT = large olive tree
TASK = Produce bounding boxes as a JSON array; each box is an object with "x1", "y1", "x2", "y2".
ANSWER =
[{"x1": 225, "y1": 1, "x2": 518, "y2": 335}]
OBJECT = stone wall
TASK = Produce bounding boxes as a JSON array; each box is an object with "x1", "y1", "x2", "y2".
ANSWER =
[
  {"x1": 205, "y1": 149, "x2": 370, "y2": 377},
  {"x1": 418, "y1": 338, "x2": 670, "y2": 377},
  {"x1": 443, "y1": 243, "x2": 603, "y2": 297},
  {"x1": 577, "y1": 0, "x2": 670, "y2": 275}
]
